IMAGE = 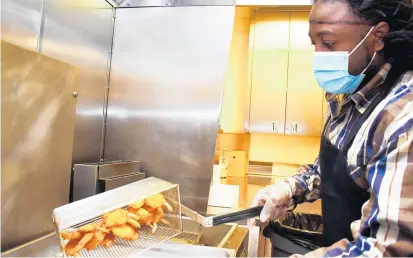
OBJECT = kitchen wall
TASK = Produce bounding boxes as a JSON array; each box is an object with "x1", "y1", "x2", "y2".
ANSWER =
[
  {"x1": 104, "y1": 6, "x2": 236, "y2": 213},
  {"x1": 220, "y1": 7, "x2": 252, "y2": 133},
  {"x1": 249, "y1": 134, "x2": 319, "y2": 165},
  {"x1": 1, "y1": 0, "x2": 113, "y2": 250},
  {"x1": 218, "y1": 7, "x2": 323, "y2": 169}
]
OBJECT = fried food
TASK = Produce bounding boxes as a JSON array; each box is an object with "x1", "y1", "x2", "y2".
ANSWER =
[
  {"x1": 142, "y1": 204, "x2": 156, "y2": 212},
  {"x1": 130, "y1": 233, "x2": 139, "y2": 240},
  {"x1": 150, "y1": 223, "x2": 158, "y2": 234},
  {"x1": 65, "y1": 239, "x2": 80, "y2": 257},
  {"x1": 127, "y1": 212, "x2": 140, "y2": 221},
  {"x1": 61, "y1": 231, "x2": 83, "y2": 240},
  {"x1": 112, "y1": 224, "x2": 138, "y2": 240},
  {"x1": 78, "y1": 223, "x2": 99, "y2": 233},
  {"x1": 130, "y1": 199, "x2": 145, "y2": 209},
  {"x1": 153, "y1": 207, "x2": 164, "y2": 224},
  {"x1": 105, "y1": 209, "x2": 128, "y2": 228},
  {"x1": 163, "y1": 202, "x2": 173, "y2": 212},
  {"x1": 127, "y1": 218, "x2": 141, "y2": 229},
  {"x1": 127, "y1": 207, "x2": 138, "y2": 214},
  {"x1": 101, "y1": 232, "x2": 115, "y2": 248},
  {"x1": 65, "y1": 233, "x2": 93, "y2": 257},
  {"x1": 136, "y1": 208, "x2": 151, "y2": 223},
  {"x1": 145, "y1": 194, "x2": 166, "y2": 209},
  {"x1": 85, "y1": 231, "x2": 106, "y2": 250},
  {"x1": 62, "y1": 193, "x2": 171, "y2": 254}
]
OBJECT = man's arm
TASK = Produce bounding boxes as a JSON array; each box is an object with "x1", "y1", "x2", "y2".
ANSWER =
[
  {"x1": 287, "y1": 157, "x2": 322, "y2": 203},
  {"x1": 322, "y1": 110, "x2": 413, "y2": 257}
]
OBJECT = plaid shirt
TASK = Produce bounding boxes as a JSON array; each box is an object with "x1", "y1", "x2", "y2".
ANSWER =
[{"x1": 287, "y1": 64, "x2": 413, "y2": 257}]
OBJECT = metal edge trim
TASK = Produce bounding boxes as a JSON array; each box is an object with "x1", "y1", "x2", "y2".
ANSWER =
[
  {"x1": 105, "y1": 0, "x2": 118, "y2": 7},
  {"x1": 53, "y1": 179, "x2": 179, "y2": 228},
  {"x1": 1, "y1": 232, "x2": 57, "y2": 256},
  {"x1": 36, "y1": 0, "x2": 45, "y2": 53},
  {"x1": 100, "y1": 6, "x2": 116, "y2": 162},
  {"x1": 116, "y1": 0, "x2": 236, "y2": 8},
  {"x1": 216, "y1": 224, "x2": 238, "y2": 248},
  {"x1": 99, "y1": 171, "x2": 145, "y2": 181}
]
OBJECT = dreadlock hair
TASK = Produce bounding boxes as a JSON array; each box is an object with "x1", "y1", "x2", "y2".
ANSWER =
[{"x1": 318, "y1": 0, "x2": 413, "y2": 73}]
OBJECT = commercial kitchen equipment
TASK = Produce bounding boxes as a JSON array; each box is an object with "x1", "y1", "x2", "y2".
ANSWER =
[
  {"x1": 1, "y1": 223, "x2": 245, "y2": 258},
  {"x1": 54, "y1": 176, "x2": 257, "y2": 257},
  {"x1": 54, "y1": 177, "x2": 182, "y2": 257},
  {"x1": 2, "y1": 0, "x2": 236, "y2": 251},
  {"x1": 73, "y1": 160, "x2": 145, "y2": 201},
  {"x1": 2, "y1": 0, "x2": 313, "y2": 255}
]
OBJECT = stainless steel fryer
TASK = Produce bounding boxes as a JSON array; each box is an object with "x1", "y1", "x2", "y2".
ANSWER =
[{"x1": 53, "y1": 177, "x2": 182, "y2": 257}]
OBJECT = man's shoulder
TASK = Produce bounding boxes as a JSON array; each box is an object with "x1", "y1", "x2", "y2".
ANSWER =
[
  {"x1": 377, "y1": 70, "x2": 413, "y2": 139},
  {"x1": 383, "y1": 70, "x2": 413, "y2": 113}
]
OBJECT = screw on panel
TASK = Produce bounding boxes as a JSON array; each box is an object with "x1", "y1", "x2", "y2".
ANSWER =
[{"x1": 72, "y1": 92, "x2": 78, "y2": 98}]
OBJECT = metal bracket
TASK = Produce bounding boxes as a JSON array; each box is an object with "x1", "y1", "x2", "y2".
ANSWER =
[
  {"x1": 99, "y1": 7, "x2": 116, "y2": 162},
  {"x1": 105, "y1": 0, "x2": 119, "y2": 7},
  {"x1": 36, "y1": 0, "x2": 46, "y2": 53},
  {"x1": 115, "y1": 0, "x2": 235, "y2": 8}
]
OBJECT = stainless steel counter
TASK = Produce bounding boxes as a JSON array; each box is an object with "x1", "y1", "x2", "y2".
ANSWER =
[{"x1": 2, "y1": 233, "x2": 235, "y2": 257}]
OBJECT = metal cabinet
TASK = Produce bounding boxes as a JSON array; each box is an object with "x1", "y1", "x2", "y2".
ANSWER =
[
  {"x1": 285, "y1": 12, "x2": 324, "y2": 136},
  {"x1": 249, "y1": 11, "x2": 324, "y2": 137},
  {"x1": 249, "y1": 11, "x2": 290, "y2": 134}
]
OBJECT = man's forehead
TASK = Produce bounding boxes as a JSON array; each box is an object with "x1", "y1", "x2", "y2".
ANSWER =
[{"x1": 309, "y1": 1, "x2": 367, "y2": 25}]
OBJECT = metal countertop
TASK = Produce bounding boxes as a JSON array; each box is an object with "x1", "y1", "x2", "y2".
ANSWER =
[{"x1": 2, "y1": 233, "x2": 235, "y2": 257}]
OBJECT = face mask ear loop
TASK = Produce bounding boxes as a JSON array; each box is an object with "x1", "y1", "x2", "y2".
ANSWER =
[
  {"x1": 349, "y1": 26, "x2": 375, "y2": 56},
  {"x1": 361, "y1": 51, "x2": 377, "y2": 74}
]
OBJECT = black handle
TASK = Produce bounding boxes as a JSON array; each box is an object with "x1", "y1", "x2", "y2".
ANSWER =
[
  {"x1": 212, "y1": 197, "x2": 298, "y2": 226},
  {"x1": 212, "y1": 206, "x2": 264, "y2": 226}
]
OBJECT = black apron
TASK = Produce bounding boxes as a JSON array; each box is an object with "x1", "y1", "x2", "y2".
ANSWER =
[{"x1": 320, "y1": 89, "x2": 389, "y2": 246}]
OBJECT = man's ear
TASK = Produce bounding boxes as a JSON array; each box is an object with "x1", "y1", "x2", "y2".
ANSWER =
[{"x1": 373, "y1": 21, "x2": 390, "y2": 52}]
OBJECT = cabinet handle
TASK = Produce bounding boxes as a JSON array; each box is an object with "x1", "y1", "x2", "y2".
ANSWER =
[
  {"x1": 272, "y1": 121, "x2": 278, "y2": 133},
  {"x1": 291, "y1": 122, "x2": 298, "y2": 133}
]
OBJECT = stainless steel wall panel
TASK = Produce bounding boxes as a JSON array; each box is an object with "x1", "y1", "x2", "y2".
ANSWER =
[
  {"x1": 115, "y1": 0, "x2": 235, "y2": 7},
  {"x1": 41, "y1": 0, "x2": 113, "y2": 164},
  {"x1": 105, "y1": 6, "x2": 235, "y2": 212},
  {"x1": 1, "y1": 0, "x2": 43, "y2": 51},
  {"x1": 1, "y1": 41, "x2": 78, "y2": 250}
]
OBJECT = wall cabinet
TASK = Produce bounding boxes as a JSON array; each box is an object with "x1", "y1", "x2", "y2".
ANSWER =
[
  {"x1": 249, "y1": 11, "x2": 290, "y2": 134},
  {"x1": 249, "y1": 11, "x2": 324, "y2": 137}
]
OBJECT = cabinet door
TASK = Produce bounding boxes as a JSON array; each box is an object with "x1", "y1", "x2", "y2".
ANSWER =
[
  {"x1": 285, "y1": 12, "x2": 324, "y2": 137},
  {"x1": 249, "y1": 11, "x2": 290, "y2": 134}
]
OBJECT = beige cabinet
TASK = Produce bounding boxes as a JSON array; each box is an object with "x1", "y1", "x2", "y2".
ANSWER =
[
  {"x1": 249, "y1": 11, "x2": 290, "y2": 133},
  {"x1": 249, "y1": 11, "x2": 324, "y2": 137},
  {"x1": 285, "y1": 12, "x2": 324, "y2": 136}
]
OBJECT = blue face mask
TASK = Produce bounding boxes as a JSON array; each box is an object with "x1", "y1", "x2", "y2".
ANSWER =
[{"x1": 313, "y1": 27, "x2": 376, "y2": 95}]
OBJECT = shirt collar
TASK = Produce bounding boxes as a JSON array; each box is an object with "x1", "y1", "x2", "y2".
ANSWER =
[{"x1": 326, "y1": 63, "x2": 392, "y2": 119}]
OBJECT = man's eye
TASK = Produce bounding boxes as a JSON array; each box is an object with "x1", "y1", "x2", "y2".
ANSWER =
[{"x1": 323, "y1": 41, "x2": 335, "y2": 47}]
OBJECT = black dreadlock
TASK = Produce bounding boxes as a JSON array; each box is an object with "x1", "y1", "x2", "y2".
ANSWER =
[{"x1": 318, "y1": 0, "x2": 413, "y2": 72}]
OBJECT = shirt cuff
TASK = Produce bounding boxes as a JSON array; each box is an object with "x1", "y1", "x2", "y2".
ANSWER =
[{"x1": 284, "y1": 177, "x2": 297, "y2": 198}]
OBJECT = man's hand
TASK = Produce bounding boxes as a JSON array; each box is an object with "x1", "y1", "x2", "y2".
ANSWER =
[{"x1": 248, "y1": 181, "x2": 293, "y2": 226}]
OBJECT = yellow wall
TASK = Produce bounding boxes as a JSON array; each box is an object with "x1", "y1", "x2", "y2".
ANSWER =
[
  {"x1": 220, "y1": 7, "x2": 252, "y2": 133},
  {"x1": 250, "y1": 133, "x2": 320, "y2": 165}
]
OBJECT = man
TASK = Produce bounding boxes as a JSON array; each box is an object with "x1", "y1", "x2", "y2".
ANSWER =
[{"x1": 250, "y1": 0, "x2": 413, "y2": 256}]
